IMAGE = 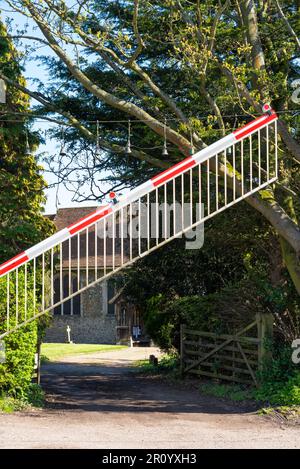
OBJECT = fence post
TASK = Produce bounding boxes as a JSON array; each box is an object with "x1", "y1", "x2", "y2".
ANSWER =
[
  {"x1": 256, "y1": 312, "x2": 274, "y2": 370},
  {"x1": 37, "y1": 340, "x2": 41, "y2": 385},
  {"x1": 180, "y1": 324, "x2": 185, "y2": 378}
]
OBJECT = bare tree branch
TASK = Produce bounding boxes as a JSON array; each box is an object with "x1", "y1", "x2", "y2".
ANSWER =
[
  {"x1": 0, "y1": 70, "x2": 168, "y2": 170},
  {"x1": 273, "y1": 0, "x2": 300, "y2": 51},
  {"x1": 216, "y1": 59, "x2": 300, "y2": 163},
  {"x1": 40, "y1": 0, "x2": 200, "y2": 138},
  {"x1": 21, "y1": 0, "x2": 192, "y2": 154},
  {"x1": 125, "y1": 0, "x2": 145, "y2": 66}
]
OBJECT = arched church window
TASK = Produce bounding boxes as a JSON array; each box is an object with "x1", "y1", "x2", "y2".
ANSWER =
[{"x1": 53, "y1": 274, "x2": 81, "y2": 315}]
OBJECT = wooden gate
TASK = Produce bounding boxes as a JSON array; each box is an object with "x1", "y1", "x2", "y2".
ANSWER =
[{"x1": 180, "y1": 314, "x2": 273, "y2": 387}]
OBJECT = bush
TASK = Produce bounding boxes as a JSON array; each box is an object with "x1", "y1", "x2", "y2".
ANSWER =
[
  {"x1": 258, "y1": 341, "x2": 297, "y2": 384},
  {"x1": 255, "y1": 373, "x2": 300, "y2": 406},
  {"x1": 254, "y1": 342, "x2": 300, "y2": 406},
  {"x1": 0, "y1": 271, "x2": 38, "y2": 398},
  {"x1": 143, "y1": 279, "x2": 262, "y2": 351},
  {"x1": 26, "y1": 383, "x2": 45, "y2": 407},
  {"x1": 0, "y1": 396, "x2": 27, "y2": 413},
  {"x1": 0, "y1": 383, "x2": 45, "y2": 412}
]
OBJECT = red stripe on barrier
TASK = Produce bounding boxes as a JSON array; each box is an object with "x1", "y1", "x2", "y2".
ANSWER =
[
  {"x1": 0, "y1": 252, "x2": 26, "y2": 268},
  {"x1": 0, "y1": 253, "x2": 29, "y2": 276},
  {"x1": 151, "y1": 156, "x2": 194, "y2": 183},
  {"x1": 233, "y1": 113, "x2": 277, "y2": 140},
  {"x1": 68, "y1": 207, "x2": 113, "y2": 235},
  {"x1": 152, "y1": 157, "x2": 195, "y2": 187},
  {"x1": 0, "y1": 110, "x2": 279, "y2": 278}
]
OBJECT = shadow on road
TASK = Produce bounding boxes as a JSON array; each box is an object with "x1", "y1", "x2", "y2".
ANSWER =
[{"x1": 41, "y1": 361, "x2": 258, "y2": 415}]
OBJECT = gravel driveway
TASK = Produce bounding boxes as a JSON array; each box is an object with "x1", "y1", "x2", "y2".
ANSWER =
[{"x1": 0, "y1": 347, "x2": 300, "y2": 449}]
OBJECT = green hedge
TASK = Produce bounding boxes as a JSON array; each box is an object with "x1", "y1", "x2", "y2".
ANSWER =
[
  {"x1": 0, "y1": 271, "x2": 38, "y2": 398},
  {"x1": 143, "y1": 279, "x2": 263, "y2": 351}
]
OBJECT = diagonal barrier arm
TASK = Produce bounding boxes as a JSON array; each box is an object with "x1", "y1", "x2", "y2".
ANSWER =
[{"x1": 0, "y1": 109, "x2": 278, "y2": 339}]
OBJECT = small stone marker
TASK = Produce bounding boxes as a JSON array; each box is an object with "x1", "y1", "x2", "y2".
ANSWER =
[
  {"x1": 66, "y1": 325, "x2": 73, "y2": 344},
  {"x1": 0, "y1": 340, "x2": 6, "y2": 363},
  {"x1": 149, "y1": 354, "x2": 158, "y2": 366}
]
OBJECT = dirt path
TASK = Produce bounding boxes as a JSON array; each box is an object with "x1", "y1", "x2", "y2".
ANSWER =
[{"x1": 0, "y1": 347, "x2": 300, "y2": 449}]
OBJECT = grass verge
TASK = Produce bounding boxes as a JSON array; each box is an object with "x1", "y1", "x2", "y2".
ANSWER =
[
  {"x1": 41, "y1": 343, "x2": 127, "y2": 362},
  {"x1": 0, "y1": 396, "x2": 27, "y2": 413},
  {"x1": 195, "y1": 375, "x2": 300, "y2": 417},
  {"x1": 199, "y1": 382, "x2": 255, "y2": 402},
  {"x1": 134, "y1": 353, "x2": 180, "y2": 378},
  {"x1": 0, "y1": 384, "x2": 45, "y2": 413}
]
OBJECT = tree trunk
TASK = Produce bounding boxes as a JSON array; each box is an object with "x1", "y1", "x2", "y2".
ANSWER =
[
  {"x1": 280, "y1": 237, "x2": 300, "y2": 295},
  {"x1": 245, "y1": 192, "x2": 300, "y2": 255},
  {"x1": 240, "y1": 0, "x2": 266, "y2": 71}
]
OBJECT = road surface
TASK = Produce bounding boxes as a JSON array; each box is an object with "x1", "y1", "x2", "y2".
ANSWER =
[{"x1": 0, "y1": 347, "x2": 299, "y2": 449}]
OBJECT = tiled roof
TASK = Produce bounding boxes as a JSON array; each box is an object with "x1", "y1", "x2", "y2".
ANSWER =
[
  {"x1": 53, "y1": 206, "x2": 100, "y2": 231},
  {"x1": 52, "y1": 206, "x2": 130, "y2": 269}
]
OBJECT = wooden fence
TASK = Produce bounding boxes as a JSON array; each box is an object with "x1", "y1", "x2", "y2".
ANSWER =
[{"x1": 180, "y1": 313, "x2": 273, "y2": 387}]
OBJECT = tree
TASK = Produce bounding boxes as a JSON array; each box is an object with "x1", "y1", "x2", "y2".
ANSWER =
[
  {"x1": 1, "y1": 1, "x2": 300, "y2": 294},
  {"x1": 0, "y1": 19, "x2": 54, "y2": 397},
  {"x1": 120, "y1": 199, "x2": 298, "y2": 349}
]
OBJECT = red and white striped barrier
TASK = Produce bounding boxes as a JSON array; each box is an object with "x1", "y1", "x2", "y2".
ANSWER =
[{"x1": 0, "y1": 109, "x2": 277, "y2": 278}]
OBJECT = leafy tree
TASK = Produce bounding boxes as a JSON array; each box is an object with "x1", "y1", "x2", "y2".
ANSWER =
[
  {"x1": 1, "y1": 1, "x2": 300, "y2": 297},
  {"x1": 121, "y1": 200, "x2": 295, "y2": 349},
  {"x1": 0, "y1": 273, "x2": 38, "y2": 398},
  {"x1": 0, "y1": 20, "x2": 54, "y2": 397}
]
